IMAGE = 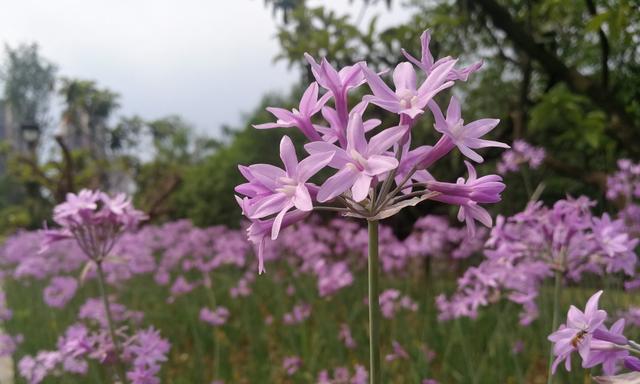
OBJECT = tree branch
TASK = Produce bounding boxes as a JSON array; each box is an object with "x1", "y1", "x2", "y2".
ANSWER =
[
  {"x1": 472, "y1": 0, "x2": 636, "y2": 148},
  {"x1": 584, "y1": 0, "x2": 610, "y2": 89}
]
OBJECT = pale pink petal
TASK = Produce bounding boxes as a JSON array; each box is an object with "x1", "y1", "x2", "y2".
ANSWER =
[
  {"x1": 351, "y1": 173, "x2": 373, "y2": 202},
  {"x1": 367, "y1": 125, "x2": 409, "y2": 156},
  {"x1": 392, "y1": 62, "x2": 417, "y2": 91},
  {"x1": 279, "y1": 136, "x2": 299, "y2": 175},
  {"x1": 346, "y1": 113, "x2": 367, "y2": 154},
  {"x1": 297, "y1": 152, "x2": 334, "y2": 182},
  {"x1": 446, "y1": 96, "x2": 461, "y2": 123},
  {"x1": 317, "y1": 168, "x2": 359, "y2": 202},
  {"x1": 364, "y1": 155, "x2": 399, "y2": 176},
  {"x1": 293, "y1": 184, "x2": 313, "y2": 211},
  {"x1": 304, "y1": 142, "x2": 350, "y2": 168},
  {"x1": 249, "y1": 193, "x2": 289, "y2": 219},
  {"x1": 266, "y1": 107, "x2": 296, "y2": 123},
  {"x1": 361, "y1": 64, "x2": 397, "y2": 100},
  {"x1": 299, "y1": 82, "x2": 319, "y2": 115},
  {"x1": 585, "y1": 290, "x2": 604, "y2": 318},
  {"x1": 417, "y1": 59, "x2": 457, "y2": 96},
  {"x1": 271, "y1": 202, "x2": 294, "y2": 240},
  {"x1": 464, "y1": 118, "x2": 500, "y2": 137}
]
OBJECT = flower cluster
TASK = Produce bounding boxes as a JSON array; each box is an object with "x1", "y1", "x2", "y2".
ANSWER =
[
  {"x1": 235, "y1": 30, "x2": 508, "y2": 273},
  {"x1": 438, "y1": 197, "x2": 638, "y2": 324},
  {"x1": 42, "y1": 189, "x2": 147, "y2": 262},
  {"x1": 317, "y1": 364, "x2": 368, "y2": 384},
  {"x1": 607, "y1": 158, "x2": 640, "y2": 236},
  {"x1": 496, "y1": 139, "x2": 545, "y2": 175},
  {"x1": 549, "y1": 291, "x2": 640, "y2": 380},
  {"x1": 18, "y1": 297, "x2": 169, "y2": 384}
]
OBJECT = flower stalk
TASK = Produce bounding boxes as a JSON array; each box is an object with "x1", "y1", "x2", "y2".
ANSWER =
[
  {"x1": 547, "y1": 269, "x2": 562, "y2": 384},
  {"x1": 96, "y1": 261, "x2": 128, "y2": 384},
  {"x1": 368, "y1": 220, "x2": 381, "y2": 384}
]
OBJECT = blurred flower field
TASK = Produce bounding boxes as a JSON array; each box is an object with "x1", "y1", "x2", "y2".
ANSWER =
[{"x1": 2, "y1": 207, "x2": 639, "y2": 383}]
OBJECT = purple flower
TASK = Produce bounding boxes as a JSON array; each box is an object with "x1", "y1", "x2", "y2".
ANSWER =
[
  {"x1": 429, "y1": 96, "x2": 508, "y2": 163},
  {"x1": 548, "y1": 290, "x2": 607, "y2": 373},
  {"x1": 304, "y1": 54, "x2": 365, "y2": 129},
  {"x1": 282, "y1": 356, "x2": 302, "y2": 376},
  {"x1": 385, "y1": 340, "x2": 410, "y2": 362},
  {"x1": 402, "y1": 29, "x2": 482, "y2": 81},
  {"x1": 306, "y1": 112, "x2": 408, "y2": 202},
  {"x1": 254, "y1": 82, "x2": 329, "y2": 141},
  {"x1": 283, "y1": 303, "x2": 311, "y2": 325},
  {"x1": 199, "y1": 307, "x2": 230, "y2": 326},
  {"x1": 237, "y1": 136, "x2": 333, "y2": 239},
  {"x1": 43, "y1": 276, "x2": 78, "y2": 308},
  {"x1": 427, "y1": 161, "x2": 505, "y2": 235},
  {"x1": 43, "y1": 189, "x2": 146, "y2": 260},
  {"x1": 126, "y1": 327, "x2": 170, "y2": 372},
  {"x1": 586, "y1": 319, "x2": 629, "y2": 375},
  {"x1": 339, "y1": 323, "x2": 357, "y2": 349},
  {"x1": 360, "y1": 60, "x2": 456, "y2": 119},
  {"x1": 127, "y1": 364, "x2": 161, "y2": 384},
  {"x1": 497, "y1": 140, "x2": 545, "y2": 175}
]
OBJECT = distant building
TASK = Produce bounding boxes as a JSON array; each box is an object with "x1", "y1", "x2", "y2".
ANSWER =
[{"x1": 58, "y1": 109, "x2": 108, "y2": 159}]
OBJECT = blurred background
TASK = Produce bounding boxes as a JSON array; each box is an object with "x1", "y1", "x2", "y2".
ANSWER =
[
  {"x1": 0, "y1": 0, "x2": 637, "y2": 235},
  {"x1": 1, "y1": 1, "x2": 640, "y2": 383}
]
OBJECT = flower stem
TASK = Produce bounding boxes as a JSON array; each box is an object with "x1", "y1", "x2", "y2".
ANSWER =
[
  {"x1": 547, "y1": 270, "x2": 562, "y2": 384},
  {"x1": 368, "y1": 220, "x2": 381, "y2": 384},
  {"x1": 96, "y1": 262, "x2": 128, "y2": 384}
]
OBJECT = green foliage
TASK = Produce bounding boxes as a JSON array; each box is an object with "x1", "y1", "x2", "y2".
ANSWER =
[{"x1": 5, "y1": 260, "x2": 638, "y2": 383}]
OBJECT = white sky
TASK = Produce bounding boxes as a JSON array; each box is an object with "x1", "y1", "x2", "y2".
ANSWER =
[{"x1": 0, "y1": 0, "x2": 412, "y2": 137}]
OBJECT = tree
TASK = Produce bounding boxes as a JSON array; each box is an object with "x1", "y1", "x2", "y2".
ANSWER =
[{"x1": 0, "y1": 43, "x2": 57, "y2": 127}]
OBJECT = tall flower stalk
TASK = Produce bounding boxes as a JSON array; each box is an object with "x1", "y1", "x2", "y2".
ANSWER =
[
  {"x1": 235, "y1": 30, "x2": 508, "y2": 381},
  {"x1": 41, "y1": 189, "x2": 147, "y2": 384},
  {"x1": 547, "y1": 269, "x2": 562, "y2": 384},
  {"x1": 367, "y1": 220, "x2": 381, "y2": 383}
]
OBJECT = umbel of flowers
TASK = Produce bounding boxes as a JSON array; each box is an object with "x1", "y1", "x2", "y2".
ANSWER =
[
  {"x1": 35, "y1": 190, "x2": 170, "y2": 384},
  {"x1": 235, "y1": 30, "x2": 508, "y2": 383},
  {"x1": 549, "y1": 291, "x2": 640, "y2": 383}
]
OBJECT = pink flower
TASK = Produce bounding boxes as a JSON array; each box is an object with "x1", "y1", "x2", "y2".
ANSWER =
[
  {"x1": 237, "y1": 136, "x2": 333, "y2": 239},
  {"x1": 427, "y1": 161, "x2": 505, "y2": 235},
  {"x1": 402, "y1": 29, "x2": 482, "y2": 81},
  {"x1": 254, "y1": 82, "x2": 329, "y2": 141},
  {"x1": 430, "y1": 96, "x2": 508, "y2": 163},
  {"x1": 199, "y1": 307, "x2": 230, "y2": 326},
  {"x1": 548, "y1": 290, "x2": 607, "y2": 373},
  {"x1": 360, "y1": 60, "x2": 456, "y2": 119},
  {"x1": 306, "y1": 112, "x2": 408, "y2": 202}
]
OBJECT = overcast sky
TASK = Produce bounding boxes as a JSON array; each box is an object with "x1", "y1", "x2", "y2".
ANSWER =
[{"x1": 0, "y1": 0, "x2": 412, "y2": 138}]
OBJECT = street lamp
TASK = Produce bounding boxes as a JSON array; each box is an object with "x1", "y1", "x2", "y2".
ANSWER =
[{"x1": 20, "y1": 122, "x2": 40, "y2": 153}]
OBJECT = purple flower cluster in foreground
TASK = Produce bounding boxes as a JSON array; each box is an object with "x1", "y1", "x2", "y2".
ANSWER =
[
  {"x1": 235, "y1": 29, "x2": 508, "y2": 273},
  {"x1": 438, "y1": 197, "x2": 638, "y2": 325},
  {"x1": 496, "y1": 139, "x2": 545, "y2": 175},
  {"x1": 549, "y1": 291, "x2": 640, "y2": 381}
]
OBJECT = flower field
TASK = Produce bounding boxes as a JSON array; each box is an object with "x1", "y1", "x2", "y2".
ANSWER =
[
  {"x1": 2, "y1": 194, "x2": 639, "y2": 383},
  {"x1": 1, "y1": 5, "x2": 639, "y2": 382}
]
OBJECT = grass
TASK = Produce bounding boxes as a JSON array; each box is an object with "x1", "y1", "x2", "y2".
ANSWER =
[{"x1": 4, "y1": 258, "x2": 637, "y2": 383}]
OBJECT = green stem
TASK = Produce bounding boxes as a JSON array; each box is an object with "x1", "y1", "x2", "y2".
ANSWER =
[
  {"x1": 368, "y1": 220, "x2": 381, "y2": 384},
  {"x1": 547, "y1": 270, "x2": 562, "y2": 384},
  {"x1": 96, "y1": 262, "x2": 128, "y2": 384},
  {"x1": 205, "y1": 280, "x2": 221, "y2": 380}
]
